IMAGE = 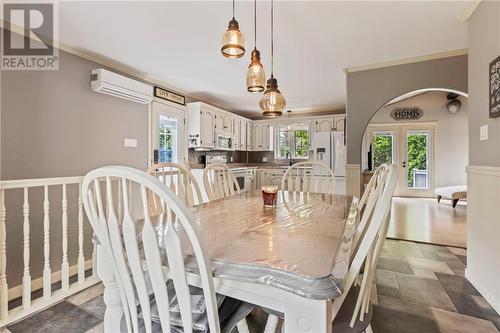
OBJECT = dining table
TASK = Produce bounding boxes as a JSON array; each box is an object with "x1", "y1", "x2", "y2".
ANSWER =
[{"x1": 96, "y1": 189, "x2": 357, "y2": 333}]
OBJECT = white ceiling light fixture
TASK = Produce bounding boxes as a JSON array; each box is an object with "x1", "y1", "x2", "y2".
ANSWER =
[{"x1": 446, "y1": 93, "x2": 461, "y2": 113}]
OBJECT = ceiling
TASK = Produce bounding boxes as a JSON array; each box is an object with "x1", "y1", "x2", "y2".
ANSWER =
[{"x1": 56, "y1": 1, "x2": 469, "y2": 118}]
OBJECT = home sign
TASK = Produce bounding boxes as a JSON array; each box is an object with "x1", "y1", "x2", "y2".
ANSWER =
[
  {"x1": 154, "y1": 86, "x2": 185, "y2": 105},
  {"x1": 390, "y1": 107, "x2": 424, "y2": 121}
]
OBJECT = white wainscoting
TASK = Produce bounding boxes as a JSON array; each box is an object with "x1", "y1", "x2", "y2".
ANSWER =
[
  {"x1": 465, "y1": 165, "x2": 500, "y2": 314},
  {"x1": 346, "y1": 164, "x2": 361, "y2": 198}
]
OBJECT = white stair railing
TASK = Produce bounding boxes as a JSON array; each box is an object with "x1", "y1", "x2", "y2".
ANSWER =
[{"x1": 0, "y1": 176, "x2": 100, "y2": 327}]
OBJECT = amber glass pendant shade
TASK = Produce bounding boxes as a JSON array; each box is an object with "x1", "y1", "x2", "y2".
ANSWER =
[
  {"x1": 259, "y1": 77, "x2": 286, "y2": 117},
  {"x1": 246, "y1": 49, "x2": 266, "y2": 92},
  {"x1": 221, "y1": 18, "x2": 245, "y2": 58}
]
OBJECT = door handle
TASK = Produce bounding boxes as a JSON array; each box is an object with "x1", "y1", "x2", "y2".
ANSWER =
[{"x1": 402, "y1": 161, "x2": 407, "y2": 168}]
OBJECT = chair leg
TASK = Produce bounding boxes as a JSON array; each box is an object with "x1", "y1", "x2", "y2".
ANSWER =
[
  {"x1": 264, "y1": 314, "x2": 279, "y2": 333},
  {"x1": 437, "y1": 195, "x2": 442, "y2": 203},
  {"x1": 452, "y1": 199, "x2": 459, "y2": 208},
  {"x1": 236, "y1": 318, "x2": 250, "y2": 333}
]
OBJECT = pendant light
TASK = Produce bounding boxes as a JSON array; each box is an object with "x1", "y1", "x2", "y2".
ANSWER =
[
  {"x1": 259, "y1": 0, "x2": 285, "y2": 117},
  {"x1": 286, "y1": 110, "x2": 292, "y2": 131},
  {"x1": 246, "y1": 0, "x2": 266, "y2": 93},
  {"x1": 221, "y1": 0, "x2": 245, "y2": 58}
]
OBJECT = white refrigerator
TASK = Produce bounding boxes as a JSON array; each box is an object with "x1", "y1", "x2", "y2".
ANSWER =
[{"x1": 310, "y1": 131, "x2": 346, "y2": 194}]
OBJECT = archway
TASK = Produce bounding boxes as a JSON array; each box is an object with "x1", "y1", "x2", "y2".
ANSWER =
[{"x1": 361, "y1": 88, "x2": 469, "y2": 248}]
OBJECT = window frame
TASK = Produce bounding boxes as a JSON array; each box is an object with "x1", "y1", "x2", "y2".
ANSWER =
[{"x1": 274, "y1": 125, "x2": 310, "y2": 160}]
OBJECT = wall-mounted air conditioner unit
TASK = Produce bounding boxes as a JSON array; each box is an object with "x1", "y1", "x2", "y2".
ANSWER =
[{"x1": 90, "y1": 68, "x2": 153, "y2": 104}]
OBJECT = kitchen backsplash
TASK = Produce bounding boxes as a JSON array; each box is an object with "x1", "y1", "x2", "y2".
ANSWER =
[
  {"x1": 188, "y1": 149, "x2": 306, "y2": 165},
  {"x1": 188, "y1": 149, "x2": 248, "y2": 164}
]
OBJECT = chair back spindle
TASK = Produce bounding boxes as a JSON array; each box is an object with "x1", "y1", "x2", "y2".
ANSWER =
[
  {"x1": 203, "y1": 164, "x2": 240, "y2": 201},
  {"x1": 82, "y1": 166, "x2": 221, "y2": 333},
  {"x1": 281, "y1": 161, "x2": 335, "y2": 194}
]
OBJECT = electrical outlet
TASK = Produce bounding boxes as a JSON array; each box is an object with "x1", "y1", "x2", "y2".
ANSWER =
[{"x1": 263, "y1": 157, "x2": 268, "y2": 162}]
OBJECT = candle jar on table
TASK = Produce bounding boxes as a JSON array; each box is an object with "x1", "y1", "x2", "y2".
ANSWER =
[{"x1": 261, "y1": 185, "x2": 278, "y2": 208}]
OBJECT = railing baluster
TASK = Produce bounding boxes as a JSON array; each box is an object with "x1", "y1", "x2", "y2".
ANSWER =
[
  {"x1": 43, "y1": 185, "x2": 51, "y2": 299},
  {"x1": 78, "y1": 182, "x2": 85, "y2": 284},
  {"x1": 0, "y1": 188, "x2": 8, "y2": 320},
  {"x1": 22, "y1": 187, "x2": 31, "y2": 309},
  {"x1": 61, "y1": 184, "x2": 69, "y2": 290}
]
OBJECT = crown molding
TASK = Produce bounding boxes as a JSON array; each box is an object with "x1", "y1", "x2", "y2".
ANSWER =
[
  {"x1": 457, "y1": 1, "x2": 482, "y2": 22},
  {"x1": 0, "y1": 19, "x2": 187, "y2": 96},
  {"x1": 343, "y1": 49, "x2": 468, "y2": 74}
]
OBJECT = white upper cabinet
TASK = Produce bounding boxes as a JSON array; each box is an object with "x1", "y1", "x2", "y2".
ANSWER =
[
  {"x1": 215, "y1": 112, "x2": 234, "y2": 134},
  {"x1": 233, "y1": 117, "x2": 247, "y2": 151},
  {"x1": 252, "y1": 123, "x2": 273, "y2": 151},
  {"x1": 310, "y1": 115, "x2": 346, "y2": 134},
  {"x1": 188, "y1": 102, "x2": 216, "y2": 149}
]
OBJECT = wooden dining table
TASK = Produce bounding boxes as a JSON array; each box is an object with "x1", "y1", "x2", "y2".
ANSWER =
[{"x1": 97, "y1": 189, "x2": 356, "y2": 333}]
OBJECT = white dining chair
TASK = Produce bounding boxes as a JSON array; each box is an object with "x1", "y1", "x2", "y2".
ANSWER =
[
  {"x1": 264, "y1": 165, "x2": 398, "y2": 333},
  {"x1": 352, "y1": 164, "x2": 389, "y2": 251},
  {"x1": 203, "y1": 164, "x2": 241, "y2": 201},
  {"x1": 281, "y1": 161, "x2": 335, "y2": 194},
  {"x1": 82, "y1": 166, "x2": 253, "y2": 333},
  {"x1": 146, "y1": 162, "x2": 203, "y2": 207}
]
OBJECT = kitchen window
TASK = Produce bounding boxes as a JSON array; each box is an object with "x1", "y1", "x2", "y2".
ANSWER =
[{"x1": 275, "y1": 126, "x2": 309, "y2": 160}]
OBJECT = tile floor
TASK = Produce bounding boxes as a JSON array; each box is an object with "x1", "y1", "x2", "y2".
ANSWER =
[{"x1": 4, "y1": 240, "x2": 499, "y2": 333}]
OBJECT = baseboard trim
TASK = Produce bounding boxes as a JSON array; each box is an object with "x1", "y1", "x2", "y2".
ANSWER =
[{"x1": 465, "y1": 268, "x2": 500, "y2": 314}]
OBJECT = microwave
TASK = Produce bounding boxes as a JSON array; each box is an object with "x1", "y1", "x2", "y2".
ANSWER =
[{"x1": 216, "y1": 133, "x2": 234, "y2": 150}]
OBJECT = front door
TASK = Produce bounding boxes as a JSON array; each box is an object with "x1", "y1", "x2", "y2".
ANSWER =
[
  {"x1": 151, "y1": 101, "x2": 186, "y2": 165},
  {"x1": 369, "y1": 123, "x2": 435, "y2": 197}
]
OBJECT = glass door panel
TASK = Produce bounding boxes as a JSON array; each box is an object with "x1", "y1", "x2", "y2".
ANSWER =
[
  {"x1": 372, "y1": 132, "x2": 395, "y2": 169},
  {"x1": 151, "y1": 101, "x2": 186, "y2": 165},
  {"x1": 158, "y1": 115, "x2": 178, "y2": 163},
  {"x1": 406, "y1": 131, "x2": 429, "y2": 189}
]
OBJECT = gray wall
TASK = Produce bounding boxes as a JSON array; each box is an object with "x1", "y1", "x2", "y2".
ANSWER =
[
  {"x1": 346, "y1": 55, "x2": 468, "y2": 164},
  {"x1": 468, "y1": 1, "x2": 500, "y2": 167},
  {"x1": 1, "y1": 44, "x2": 148, "y2": 286}
]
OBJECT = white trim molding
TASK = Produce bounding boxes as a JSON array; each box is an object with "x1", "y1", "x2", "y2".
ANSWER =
[
  {"x1": 346, "y1": 164, "x2": 361, "y2": 198},
  {"x1": 343, "y1": 49, "x2": 468, "y2": 74},
  {"x1": 465, "y1": 164, "x2": 500, "y2": 314},
  {"x1": 457, "y1": 1, "x2": 482, "y2": 22}
]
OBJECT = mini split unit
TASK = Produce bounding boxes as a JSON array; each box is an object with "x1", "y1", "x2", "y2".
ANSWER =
[{"x1": 90, "y1": 68, "x2": 153, "y2": 104}]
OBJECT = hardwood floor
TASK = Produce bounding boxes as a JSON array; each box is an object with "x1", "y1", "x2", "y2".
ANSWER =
[{"x1": 387, "y1": 197, "x2": 467, "y2": 248}]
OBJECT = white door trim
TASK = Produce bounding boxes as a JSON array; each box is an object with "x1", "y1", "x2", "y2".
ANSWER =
[{"x1": 149, "y1": 100, "x2": 188, "y2": 167}]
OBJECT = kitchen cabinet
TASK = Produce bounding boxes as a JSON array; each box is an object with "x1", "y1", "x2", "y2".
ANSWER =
[
  {"x1": 309, "y1": 115, "x2": 345, "y2": 134},
  {"x1": 257, "y1": 168, "x2": 287, "y2": 188},
  {"x1": 215, "y1": 112, "x2": 234, "y2": 135},
  {"x1": 233, "y1": 117, "x2": 247, "y2": 151},
  {"x1": 252, "y1": 123, "x2": 273, "y2": 151},
  {"x1": 188, "y1": 103, "x2": 216, "y2": 149},
  {"x1": 247, "y1": 123, "x2": 254, "y2": 151}
]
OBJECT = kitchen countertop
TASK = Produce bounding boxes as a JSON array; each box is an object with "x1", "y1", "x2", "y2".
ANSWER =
[{"x1": 189, "y1": 163, "x2": 291, "y2": 170}]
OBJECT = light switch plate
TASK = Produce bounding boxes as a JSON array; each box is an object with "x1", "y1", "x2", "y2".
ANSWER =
[
  {"x1": 263, "y1": 157, "x2": 268, "y2": 162},
  {"x1": 480, "y1": 125, "x2": 488, "y2": 141},
  {"x1": 124, "y1": 138, "x2": 138, "y2": 147}
]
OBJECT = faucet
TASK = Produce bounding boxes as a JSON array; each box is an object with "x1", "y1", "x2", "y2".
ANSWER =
[{"x1": 286, "y1": 152, "x2": 293, "y2": 166}]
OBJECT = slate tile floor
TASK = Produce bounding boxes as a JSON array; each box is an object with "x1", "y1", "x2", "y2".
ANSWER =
[{"x1": 4, "y1": 240, "x2": 500, "y2": 333}]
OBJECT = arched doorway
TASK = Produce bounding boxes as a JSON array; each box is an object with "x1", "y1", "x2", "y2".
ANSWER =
[{"x1": 360, "y1": 88, "x2": 469, "y2": 248}]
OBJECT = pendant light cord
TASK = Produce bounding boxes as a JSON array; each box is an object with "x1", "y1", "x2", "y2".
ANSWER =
[
  {"x1": 232, "y1": 0, "x2": 235, "y2": 19},
  {"x1": 254, "y1": 0, "x2": 257, "y2": 47},
  {"x1": 271, "y1": 0, "x2": 274, "y2": 77}
]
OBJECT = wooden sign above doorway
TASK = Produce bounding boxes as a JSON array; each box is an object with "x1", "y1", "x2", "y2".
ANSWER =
[
  {"x1": 154, "y1": 86, "x2": 185, "y2": 105},
  {"x1": 390, "y1": 107, "x2": 423, "y2": 121}
]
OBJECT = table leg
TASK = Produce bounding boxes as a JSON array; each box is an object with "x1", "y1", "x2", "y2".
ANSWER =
[
  {"x1": 283, "y1": 294, "x2": 332, "y2": 333},
  {"x1": 97, "y1": 244, "x2": 124, "y2": 332}
]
